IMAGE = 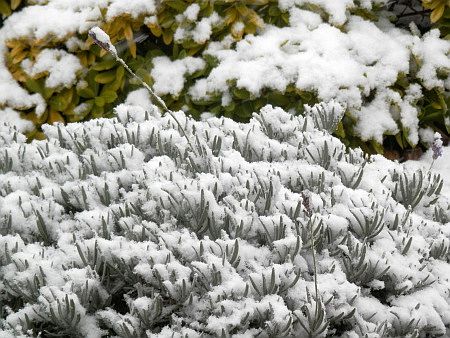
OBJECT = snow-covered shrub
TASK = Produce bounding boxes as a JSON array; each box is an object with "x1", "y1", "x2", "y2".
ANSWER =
[
  {"x1": 0, "y1": 0, "x2": 449, "y2": 153},
  {"x1": 1, "y1": 91, "x2": 449, "y2": 337}
]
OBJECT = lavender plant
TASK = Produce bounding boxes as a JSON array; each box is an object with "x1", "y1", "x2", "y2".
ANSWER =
[{"x1": 0, "y1": 89, "x2": 449, "y2": 337}]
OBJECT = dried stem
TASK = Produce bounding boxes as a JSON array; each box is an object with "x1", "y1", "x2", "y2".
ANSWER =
[{"x1": 89, "y1": 27, "x2": 197, "y2": 155}]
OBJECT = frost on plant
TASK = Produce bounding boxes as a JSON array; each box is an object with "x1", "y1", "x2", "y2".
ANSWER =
[{"x1": 0, "y1": 92, "x2": 449, "y2": 337}]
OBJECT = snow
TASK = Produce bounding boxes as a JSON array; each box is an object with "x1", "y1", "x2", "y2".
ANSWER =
[
  {"x1": 21, "y1": 49, "x2": 82, "y2": 89},
  {"x1": 0, "y1": 108, "x2": 33, "y2": 132},
  {"x1": 151, "y1": 56, "x2": 205, "y2": 97},
  {"x1": 278, "y1": 0, "x2": 355, "y2": 26},
  {"x1": 174, "y1": 12, "x2": 222, "y2": 44},
  {"x1": 413, "y1": 29, "x2": 450, "y2": 89},
  {"x1": 105, "y1": 0, "x2": 156, "y2": 20},
  {"x1": 184, "y1": 4, "x2": 200, "y2": 22}
]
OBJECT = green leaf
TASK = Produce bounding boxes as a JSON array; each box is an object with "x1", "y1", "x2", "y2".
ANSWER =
[
  {"x1": 94, "y1": 96, "x2": 105, "y2": 107},
  {"x1": 102, "y1": 76, "x2": 124, "y2": 92},
  {"x1": 420, "y1": 108, "x2": 443, "y2": 123},
  {"x1": 43, "y1": 87, "x2": 56, "y2": 100},
  {"x1": 100, "y1": 90, "x2": 118, "y2": 103},
  {"x1": 172, "y1": 43, "x2": 179, "y2": 58},
  {"x1": 191, "y1": 95, "x2": 220, "y2": 106},
  {"x1": 92, "y1": 58, "x2": 117, "y2": 71},
  {"x1": 335, "y1": 121, "x2": 346, "y2": 139},
  {"x1": 24, "y1": 78, "x2": 44, "y2": 95},
  {"x1": 269, "y1": 6, "x2": 281, "y2": 16},
  {"x1": 203, "y1": 54, "x2": 219, "y2": 68},
  {"x1": 77, "y1": 86, "x2": 96, "y2": 99},
  {"x1": 135, "y1": 68, "x2": 153, "y2": 86},
  {"x1": 224, "y1": 102, "x2": 235, "y2": 113},
  {"x1": 49, "y1": 90, "x2": 72, "y2": 111},
  {"x1": 210, "y1": 104, "x2": 222, "y2": 115},
  {"x1": 370, "y1": 140, "x2": 384, "y2": 154},
  {"x1": 232, "y1": 87, "x2": 250, "y2": 100},
  {"x1": 178, "y1": 49, "x2": 187, "y2": 60},
  {"x1": 116, "y1": 66, "x2": 125, "y2": 81},
  {"x1": 395, "y1": 132, "x2": 404, "y2": 149},
  {"x1": 190, "y1": 68, "x2": 206, "y2": 79},
  {"x1": 95, "y1": 69, "x2": 116, "y2": 84},
  {"x1": 86, "y1": 70, "x2": 99, "y2": 94},
  {"x1": 0, "y1": 0, "x2": 11, "y2": 16},
  {"x1": 267, "y1": 92, "x2": 289, "y2": 106},
  {"x1": 165, "y1": 0, "x2": 188, "y2": 12},
  {"x1": 298, "y1": 91, "x2": 313, "y2": 102}
]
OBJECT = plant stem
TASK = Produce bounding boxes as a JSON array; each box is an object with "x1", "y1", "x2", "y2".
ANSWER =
[{"x1": 428, "y1": 159, "x2": 435, "y2": 172}]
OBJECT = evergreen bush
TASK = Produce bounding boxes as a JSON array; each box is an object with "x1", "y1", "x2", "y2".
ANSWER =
[
  {"x1": 0, "y1": 93, "x2": 449, "y2": 337},
  {"x1": 0, "y1": 0, "x2": 448, "y2": 153}
]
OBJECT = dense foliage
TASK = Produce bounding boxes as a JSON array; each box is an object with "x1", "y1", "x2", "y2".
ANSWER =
[
  {"x1": 0, "y1": 95, "x2": 449, "y2": 337},
  {"x1": 0, "y1": 0, "x2": 448, "y2": 153}
]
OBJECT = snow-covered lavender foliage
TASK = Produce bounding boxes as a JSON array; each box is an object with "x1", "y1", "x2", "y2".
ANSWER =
[{"x1": 0, "y1": 91, "x2": 449, "y2": 337}]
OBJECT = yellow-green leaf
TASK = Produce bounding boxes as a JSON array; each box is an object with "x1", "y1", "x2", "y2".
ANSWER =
[
  {"x1": 48, "y1": 110, "x2": 65, "y2": 124},
  {"x1": 10, "y1": 0, "x2": 21, "y2": 10},
  {"x1": 24, "y1": 78, "x2": 44, "y2": 94},
  {"x1": 268, "y1": 6, "x2": 281, "y2": 16},
  {"x1": 92, "y1": 58, "x2": 117, "y2": 71},
  {"x1": 77, "y1": 86, "x2": 96, "y2": 99},
  {"x1": 95, "y1": 96, "x2": 105, "y2": 107},
  {"x1": 431, "y1": 4, "x2": 445, "y2": 22},
  {"x1": 100, "y1": 90, "x2": 118, "y2": 103},
  {"x1": 43, "y1": 87, "x2": 56, "y2": 100},
  {"x1": 49, "y1": 90, "x2": 72, "y2": 111},
  {"x1": 94, "y1": 69, "x2": 116, "y2": 84},
  {"x1": 116, "y1": 66, "x2": 125, "y2": 81},
  {"x1": 0, "y1": 0, "x2": 11, "y2": 16},
  {"x1": 165, "y1": 0, "x2": 188, "y2": 12},
  {"x1": 335, "y1": 121, "x2": 346, "y2": 139},
  {"x1": 370, "y1": 140, "x2": 384, "y2": 154},
  {"x1": 431, "y1": 102, "x2": 442, "y2": 109},
  {"x1": 232, "y1": 87, "x2": 250, "y2": 100},
  {"x1": 162, "y1": 31, "x2": 173, "y2": 45}
]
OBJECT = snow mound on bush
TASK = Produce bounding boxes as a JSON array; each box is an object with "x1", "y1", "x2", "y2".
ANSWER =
[{"x1": 0, "y1": 0, "x2": 448, "y2": 147}]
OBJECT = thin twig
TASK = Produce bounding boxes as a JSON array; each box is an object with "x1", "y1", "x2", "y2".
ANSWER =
[{"x1": 88, "y1": 27, "x2": 197, "y2": 155}]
